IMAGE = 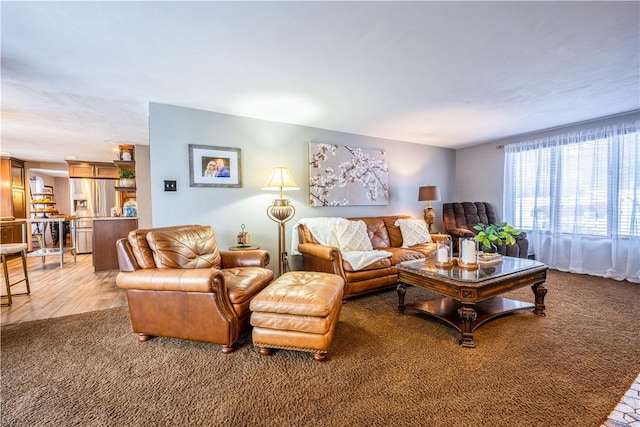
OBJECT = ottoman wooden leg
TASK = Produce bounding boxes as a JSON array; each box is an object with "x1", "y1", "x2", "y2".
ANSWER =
[{"x1": 313, "y1": 351, "x2": 328, "y2": 362}]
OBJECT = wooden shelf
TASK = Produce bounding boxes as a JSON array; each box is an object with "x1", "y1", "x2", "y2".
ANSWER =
[
  {"x1": 114, "y1": 161, "x2": 136, "y2": 206},
  {"x1": 114, "y1": 160, "x2": 135, "y2": 169},
  {"x1": 31, "y1": 191, "x2": 58, "y2": 219}
]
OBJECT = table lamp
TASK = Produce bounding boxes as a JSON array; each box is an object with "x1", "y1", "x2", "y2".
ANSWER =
[
  {"x1": 262, "y1": 167, "x2": 299, "y2": 277},
  {"x1": 418, "y1": 185, "x2": 440, "y2": 232}
]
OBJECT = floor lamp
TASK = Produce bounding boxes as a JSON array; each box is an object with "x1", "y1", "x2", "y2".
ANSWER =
[
  {"x1": 418, "y1": 185, "x2": 440, "y2": 232},
  {"x1": 263, "y1": 167, "x2": 299, "y2": 277}
]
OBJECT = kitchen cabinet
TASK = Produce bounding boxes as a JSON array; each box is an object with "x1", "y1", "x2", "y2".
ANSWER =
[
  {"x1": 0, "y1": 157, "x2": 26, "y2": 243},
  {"x1": 67, "y1": 161, "x2": 118, "y2": 179},
  {"x1": 95, "y1": 164, "x2": 119, "y2": 178},
  {"x1": 93, "y1": 218, "x2": 138, "y2": 271},
  {"x1": 11, "y1": 188, "x2": 26, "y2": 220},
  {"x1": 75, "y1": 218, "x2": 93, "y2": 254},
  {"x1": 67, "y1": 163, "x2": 94, "y2": 178},
  {"x1": 1, "y1": 221, "x2": 25, "y2": 243},
  {"x1": 0, "y1": 224, "x2": 12, "y2": 242}
]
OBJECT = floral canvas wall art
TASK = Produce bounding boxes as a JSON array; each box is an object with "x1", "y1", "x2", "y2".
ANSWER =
[{"x1": 309, "y1": 143, "x2": 389, "y2": 206}]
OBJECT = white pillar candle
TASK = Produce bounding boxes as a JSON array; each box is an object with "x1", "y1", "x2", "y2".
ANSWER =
[
  {"x1": 437, "y1": 246, "x2": 448, "y2": 263},
  {"x1": 461, "y1": 240, "x2": 476, "y2": 264}
]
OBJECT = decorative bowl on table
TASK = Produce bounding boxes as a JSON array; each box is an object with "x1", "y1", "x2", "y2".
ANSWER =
[
  {"x1": 477, "y1": 252, "x2": 503, "y2": 266},
  {"x1": 478, "y1": 251, "x2": 501, "y2": 261}
]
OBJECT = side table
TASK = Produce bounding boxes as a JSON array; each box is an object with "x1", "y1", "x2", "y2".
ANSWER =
[{"x1": 228, "y1": 245, "x2": 260, "y2": 251}]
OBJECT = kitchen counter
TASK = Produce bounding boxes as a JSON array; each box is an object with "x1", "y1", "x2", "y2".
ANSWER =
[{"x1": 74, "y1": 216, "x2": 136, "y2": 221}]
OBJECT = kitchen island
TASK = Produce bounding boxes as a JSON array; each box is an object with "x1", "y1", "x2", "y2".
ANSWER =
[{"x1": 93, "y1": 217, "x2": 137, "y2": 271}]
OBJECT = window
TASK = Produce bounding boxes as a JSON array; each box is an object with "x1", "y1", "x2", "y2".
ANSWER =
[
  {"x1": 617, "y1": 132, "x2": 639, "y2": 236},
  {"x1": 505, "y1": 122, "x2": 639, "y2": 238},
  {"x1": 30, "y1": 176, "x2": 44, "y2": 195}
]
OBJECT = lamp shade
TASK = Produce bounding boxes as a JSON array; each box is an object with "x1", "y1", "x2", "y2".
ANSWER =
[
  {"x1": 418, "y1": 185, "x2": 440, "y2": 202},
  {"x1": 262, "y1": 167, "x2": 299, "y2": 199}
]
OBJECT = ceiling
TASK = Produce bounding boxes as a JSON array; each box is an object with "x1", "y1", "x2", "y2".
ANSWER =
[{"x1": 2, "y1": 1, "x2": 639, "y2": 165}]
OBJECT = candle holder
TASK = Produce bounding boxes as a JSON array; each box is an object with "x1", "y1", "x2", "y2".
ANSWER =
[
  {"x1": 457, "y1": 236, "x2": 479, "y2": 270},
  {"x1": 434, "y1": 235, "x2": 453, "y2": 268},
  {"x1": 236, "y1": 224, "x2": 250, "y2": 247}
]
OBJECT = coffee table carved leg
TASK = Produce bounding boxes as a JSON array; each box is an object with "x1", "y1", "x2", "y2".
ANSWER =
[
  {"x1": 532, "y1": 282, "x2": 547, "y2": 316},
  {"x1": 457, "y1": 304, "x2": 478, "y2": 348},
  {"x1": 397, "y1": 283, "x2": 406, "y2": 314}
]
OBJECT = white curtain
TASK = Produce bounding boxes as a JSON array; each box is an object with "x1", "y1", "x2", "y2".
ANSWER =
[{"x1": 504, "y1": 120, "x2": 640, "y2": 283}]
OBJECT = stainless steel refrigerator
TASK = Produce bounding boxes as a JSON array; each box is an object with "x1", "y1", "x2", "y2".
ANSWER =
[{"x1": 69, "y1": 178, "x2": 117, "y2": 253}]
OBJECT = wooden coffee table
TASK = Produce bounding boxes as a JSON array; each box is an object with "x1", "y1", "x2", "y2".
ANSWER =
[{"x1": 397, "y1": 256, "x2": 548, "y2": 348}]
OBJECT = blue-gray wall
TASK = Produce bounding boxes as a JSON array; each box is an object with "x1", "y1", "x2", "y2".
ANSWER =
[
  {"x1": 148, "y1": 103, "x2": 455, "y2": 272},
  {"x1": 147, "y1": 103, "x2": 638, "y2": 272}
]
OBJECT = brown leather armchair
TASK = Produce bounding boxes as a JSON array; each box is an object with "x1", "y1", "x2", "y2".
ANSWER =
[
  {"x1": 442, "y1": 202, "x2": 529, "y2": 258},
  {"x1": 115, "y1": 224, "x2": 274, "y2": 353}
]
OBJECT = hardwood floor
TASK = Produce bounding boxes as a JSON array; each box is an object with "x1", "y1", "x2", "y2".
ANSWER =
[{"x1": 1, "y1": 253, "x2": 127, "y2": 326}]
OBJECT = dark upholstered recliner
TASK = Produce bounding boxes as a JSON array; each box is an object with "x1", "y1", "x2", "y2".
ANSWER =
[
  {"x1": 115, "y1": 224, "x2": 274, "y2": 353},
  {"x1": 442, "y1": 202, "x2": 529, "y2": 258}
]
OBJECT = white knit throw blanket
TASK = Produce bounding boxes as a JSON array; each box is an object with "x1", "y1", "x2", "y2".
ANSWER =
[{"x1": 291, "y1": 217, "x2": 391, "y2": 271}]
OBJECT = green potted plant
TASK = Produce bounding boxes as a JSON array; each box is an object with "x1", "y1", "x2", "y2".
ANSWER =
[
  {"x1": 473, "y1": 222, "x2": 522, "y2": 253},
  {"x1": 118, "y1": 168, "x2": 136, "y2": 188}
]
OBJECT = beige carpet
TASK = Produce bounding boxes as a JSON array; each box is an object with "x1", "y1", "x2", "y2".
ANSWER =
[{"x1": 2, "y1": 270, "x2": 639, "y2": 426}]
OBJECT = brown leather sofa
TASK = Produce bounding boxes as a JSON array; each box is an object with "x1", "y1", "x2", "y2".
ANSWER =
[
  {"x1": 442, "y1": 202, "x2": 529, "y2": 258},
  {"x1": 296, "y1": 215, "x2": 448, "y2": 300},
  {"x1": 115, "y1": 224, "x2": 274, "y2": 353}
]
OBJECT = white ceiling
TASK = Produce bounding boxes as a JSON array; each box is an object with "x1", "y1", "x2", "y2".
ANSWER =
[{"x1": 2, "y1": 1, "x2": 639, "y2": 164}]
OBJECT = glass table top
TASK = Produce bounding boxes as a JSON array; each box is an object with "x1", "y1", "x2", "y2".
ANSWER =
[{"x1": 398, "y1": 256, "x2": 546, "y2": 283}]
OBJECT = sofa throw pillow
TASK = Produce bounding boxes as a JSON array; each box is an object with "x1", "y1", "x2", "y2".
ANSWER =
[
  {"x1": 395, "y1": 219, "x2": 432, "y2": 247},
  {"x1": 334, "y1": 219, "x2": 373, "y2": 252}
]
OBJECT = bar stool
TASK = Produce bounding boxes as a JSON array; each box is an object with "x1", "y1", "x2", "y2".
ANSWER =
[{"x1": 1, "y1": 243, "x2": 31, "y2": 306}]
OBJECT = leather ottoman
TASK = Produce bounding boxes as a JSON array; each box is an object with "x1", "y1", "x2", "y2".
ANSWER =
[{"x1": 250, "y1": 271, "x2": 344, "y2": 362}]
